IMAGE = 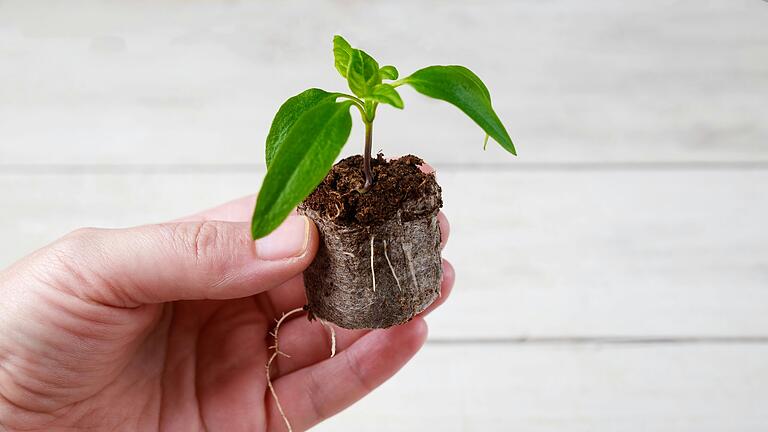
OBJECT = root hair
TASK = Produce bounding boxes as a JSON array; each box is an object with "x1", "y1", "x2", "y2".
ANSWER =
[
  {"x1": 266, "y1": 307, "x2": 304, "y2": 432},
  {"x1": 402, "y1": 244, "x2": 419, "y2": 291},
  {"x1": 265, "y1": 308, "x2": 339, "y2": 432},
  {"x1": 369, "y1": 234, "x2": 376, "y2": 292},
  {"x1": 383, "y1": 239, "x2": 402, "y2": 291},
  {"x1": 319, "y1": 319, "x2": 337, "y2": 358}
]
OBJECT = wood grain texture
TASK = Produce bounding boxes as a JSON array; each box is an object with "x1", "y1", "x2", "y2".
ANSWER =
[
  {"x1": 1, "y1": 0, "x2": 766, "y2": 165},
  {"x1": 313, "y1": 344, "x2": 768, "y2": 431},
  {"x1": 1, "y1": 169, "x2": 765, "y2": 338}
]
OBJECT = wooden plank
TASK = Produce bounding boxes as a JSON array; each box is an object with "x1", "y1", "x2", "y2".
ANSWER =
[
  {"x1": 437, "y1": 169, "x2": 768, "y2": 338},
  {"x1": 314, "y1": 344, "x2": 768, "y2": 431},
  {"x1": 1, "y1": 169, "x2": 765, "y2": 337},
  {"x1": 1, "y1": 0, "x2": 766, "y2": 165}
]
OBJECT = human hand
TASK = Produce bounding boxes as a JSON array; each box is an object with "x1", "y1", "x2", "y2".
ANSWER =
[{"x1": 0, "y1": 195, "x2": 453, "y2": 431}]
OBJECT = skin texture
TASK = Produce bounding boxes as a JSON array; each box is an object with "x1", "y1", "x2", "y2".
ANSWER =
[{"x1": 0, "y1": 193, "x2": 453, "y2": 432}]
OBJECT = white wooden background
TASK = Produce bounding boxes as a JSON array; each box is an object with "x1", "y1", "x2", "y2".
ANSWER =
[{"x1": 2, "y1": 0, "x2": 767, "y2": 430}]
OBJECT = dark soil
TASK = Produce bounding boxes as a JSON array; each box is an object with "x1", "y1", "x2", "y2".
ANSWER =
[
  {"x1": 299, "y1": 154, "x2": 443, "y2": 329},
  {"x1": 302, "y1": 154, "x2": 443, "y2": 226}
]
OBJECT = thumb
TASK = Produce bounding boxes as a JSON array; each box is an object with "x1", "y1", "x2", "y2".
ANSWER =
[{"x1": 47, "y1": 215, "x2": 317, "y2": 306}]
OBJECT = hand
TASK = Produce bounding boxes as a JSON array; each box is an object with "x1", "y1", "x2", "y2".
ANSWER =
[{"x1": 0, "y1": 195, "x2": 453, "y2": 431}]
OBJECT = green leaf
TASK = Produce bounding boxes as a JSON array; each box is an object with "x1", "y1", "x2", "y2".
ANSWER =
[
  {"x1": 369, "y1": 83, "x2": 404, "y2": 109},
  {"x1": 404, "y1": 65, "x2": 515, "y2": 154},
  {"x1": 346, "y1": 49, "x2": 381, "y2": 97},
  {"x1": 455, "y1": 66, "x2": 490, "y2": 102},
  {"x1": 252, "y1": 100, "x2": 354, "y2": 239},
  {"x1": 333, "y1": 35, "x2": 353, "y2": 78},
  {"x1": 379, "y1": 65, "x2": 399, "y2": 80},
  {"x1": 265, "y1": 88, "x2": 338, "y2": 168}
]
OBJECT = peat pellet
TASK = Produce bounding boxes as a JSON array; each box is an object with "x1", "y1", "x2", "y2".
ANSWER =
[{"x1": 299, "y1": 154, "x2": 443, "y2": 329}]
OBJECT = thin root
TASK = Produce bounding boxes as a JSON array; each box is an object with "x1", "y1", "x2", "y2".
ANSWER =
[
  {"x1": 383, "y1": 240, "x2": 402, "y2": 291},
  {"x1": 402, "y1": 244, "x2": 419, "y2": 291},
  {"x1": 330, "y1": 203, "x2": 342, "y2": 219},
  {"x1": 320, "y1": 320, "x2": 337, "y2": 358},
  {"x1": 266, "y1": 307, "x2": 304, "y2": 432},
  {"x1": 370, "y1": 234, "x2": 376, "y2": 292}
]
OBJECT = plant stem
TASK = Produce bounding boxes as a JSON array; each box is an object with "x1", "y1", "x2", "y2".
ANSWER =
[
  {"x1": 336, "y1": 93, "x2": 366, "y2": 115},
  {"x1": 362, "y1": 120, "x2": 374, "y2": 192},
  {"x1": 389, "y1": 78, "x2": 408, "y2": 88}
]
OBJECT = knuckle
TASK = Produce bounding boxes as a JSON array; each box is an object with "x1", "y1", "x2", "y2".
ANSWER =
[
  {"x1": 51, "y1": 227, "x2": 103, "y2": 262},
  {"x1": 61, "y1": 227, "x2": 101, "y2": 244},
  {"x1": 173, "y1": 220, "x2": 226, "y2": 263},
  {"x1": 41, "y1": 228, "x2": 107, "y2": 297}
]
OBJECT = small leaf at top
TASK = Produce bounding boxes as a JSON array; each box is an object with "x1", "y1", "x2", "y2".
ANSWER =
[
  {"x1": 265, "y1": 88, "x2": 338, "y2": 168},
  {"x1": 379, "y1": 65, "x2": 399, "y2": 80},
  {"x1": 404, "y1": 65, "x2": 515, "y2": 154},
  {"x1": 333, "y1": 35, "x2": 353, "y2": 78},
  {"x1": 252, "y1": 100, "x2": 354, "y2": 239},
  {"x1": 346, "y1": 49, "x2": 381, "y2": 97},
  {"x1": 369, "y1": 83, "x2": 404, "y2": 109}
]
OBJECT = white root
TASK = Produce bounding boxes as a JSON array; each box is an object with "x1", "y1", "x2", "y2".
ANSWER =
[
  {"x1": 266, "y1": 307, "x2": 304, "y2": 432},
  {"x1": 330, "y1": 203, "x2": 341, "y2": 219},
  {"x1": 369, "y1": 234, "x2": 376, "y2": 292},
  {"x1": 320, "y1": 319, "x2": 337, "y2": 358},
  {"x1": 402, "y1": 243, "x2": 419, "y2": 291},
  {"x1": 383, "y1": 240, "x2": 402, "y2": 291},
  {"x1": 431, "y1": 217, "x2": 442, "y2": 298}
]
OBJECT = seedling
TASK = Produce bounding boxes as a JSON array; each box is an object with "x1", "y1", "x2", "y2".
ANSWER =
[
  {"x1": 250, "y1": 35, "x2": 515, "y2": 239},
  {"x1": 257, "y1": 36, "x2": 516, "y2": 431}
]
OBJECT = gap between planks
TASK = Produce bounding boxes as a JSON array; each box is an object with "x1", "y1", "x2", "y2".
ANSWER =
[
  {"x1": 1, "y1": 161, "x2": 768, "y2": 175},
  {"x1": 427, "y1": 336, "x2": 768, "y2": 346}
]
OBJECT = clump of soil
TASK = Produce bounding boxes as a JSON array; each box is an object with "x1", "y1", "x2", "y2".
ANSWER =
[
  {"x1": 302, "y1": 153, "x2": 442, "y2": 225},
  {"x1": 299, "y1": 154, "x2": 443, "y2": 329}
]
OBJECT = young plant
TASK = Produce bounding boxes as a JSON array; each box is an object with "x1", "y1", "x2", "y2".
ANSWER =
[{"x1": 251, "y1": 35, "x2": 515, "y2": 239}]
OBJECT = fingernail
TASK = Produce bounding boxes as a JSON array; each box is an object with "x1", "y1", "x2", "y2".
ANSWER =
[{"x1": 255, "y1": 216, "x2": 310, "y2": 260}]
